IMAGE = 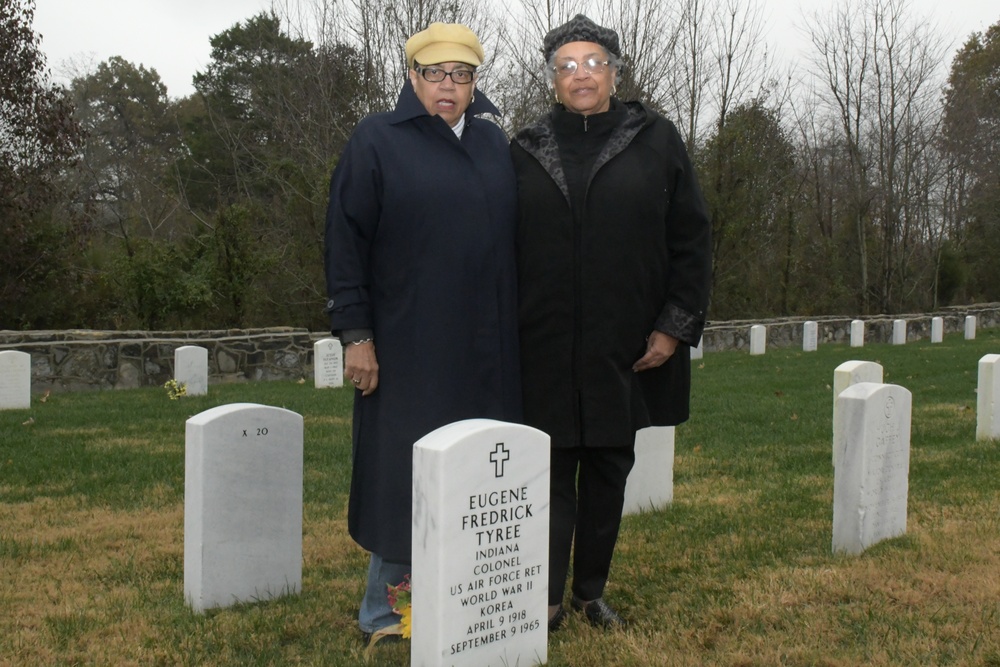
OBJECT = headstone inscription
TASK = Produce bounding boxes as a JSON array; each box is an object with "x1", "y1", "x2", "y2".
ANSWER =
[
  {"x1": 931, "y1": 317, "x2": 943, "y2": 344},
  {"x1": 184, "y1": 403, "x2": 303, "y2": 613},
  {"x1": 892, "y1": 319, "x2": 907, "y2": 345},
  {"x1": 965, "y1": 315, "x2": 977, "y2": 340},
  {"x1": 690, "y1": 337, "x2": 704, "y2": 361},
  {"x1": 832, "y1": 361, "x2": 884, "y2": 467},
  {"x1": 0, "y1": 350, "x2": 31, "y2": 410},
  {"x1": 850, "y1": 320, "x2": 865, "y2": 348},
  {"x1": 313, "y1": 338, "x2": 344, "y2": 389},
  {"x1": 622, "y1": 426, "x2": 675, "y2": 516},
  {"x1": 412, "y1": 419, "x2": 549, "y2": 667},
  {"x1": 832, "y1": 383, "x2": 912, "y2": 556},
  {"x1": 175, "y1": 345, "x2": 208, "y2": 396},
  {"x1": 977, "y1": 354, "x2": 1000, "y2": 442},
  {"x1": 803, "y1": 321, "x2": 818, "y2": 352},
  {"x1": 750, "y1": 325, "x2": 766, "y2": 356}
]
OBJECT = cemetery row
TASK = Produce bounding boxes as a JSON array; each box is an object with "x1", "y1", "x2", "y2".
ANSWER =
[
  {"x1": 692, "y1": 314, "x2": 979, "y2": 359},
  {"x1": 6, "y1": 331, "x2": 998, "y2": 666},
  {"x1": 181, "y1": 351, "x2": 1000, "y2": 666},
  {"x1": 0, "y1": 315, "x2": 985, "y2": 407},
  {"x1": 1, "y1": 308, "x2": 997, "y2": 392}
]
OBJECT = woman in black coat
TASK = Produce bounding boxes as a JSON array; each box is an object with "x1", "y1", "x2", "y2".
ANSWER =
[
  {"x1": 325, "y1": 23, "x2": 521, "y2": 643},
  {"x1": 511, "y1": 15, "x2": 712, "y2": 631}
]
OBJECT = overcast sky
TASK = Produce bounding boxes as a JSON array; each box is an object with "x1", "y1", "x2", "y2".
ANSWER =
[{"x1": 32, "y1": 0, "x2": 999, "y2": 99}]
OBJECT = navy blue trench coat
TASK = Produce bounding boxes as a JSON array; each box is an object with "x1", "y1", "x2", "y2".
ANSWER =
[{"x1": 324, "y1": 81, "x2": 522, "y2": 562}]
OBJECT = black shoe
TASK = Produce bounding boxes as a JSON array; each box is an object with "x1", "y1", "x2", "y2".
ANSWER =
[
  {"x1": 571, "y1": 597, "x2": 627, "y2": 629},
  {"x1": 548, "y1": 606, "x2": 567, "y2": 632}
]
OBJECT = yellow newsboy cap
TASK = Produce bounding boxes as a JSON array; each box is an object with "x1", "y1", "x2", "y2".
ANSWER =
[{"x1": 405, "y1": 22, "x2": 484, "y2": 68}]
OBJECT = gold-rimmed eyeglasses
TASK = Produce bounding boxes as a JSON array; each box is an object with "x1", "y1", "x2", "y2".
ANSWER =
[{"x1": 552, "y1": 57, "x2": 609, "y2": 78}]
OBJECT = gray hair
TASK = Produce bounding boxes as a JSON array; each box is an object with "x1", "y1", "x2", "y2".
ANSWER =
[{"x1": 544, "y1": 46, "x2": 623, "y2": 85}]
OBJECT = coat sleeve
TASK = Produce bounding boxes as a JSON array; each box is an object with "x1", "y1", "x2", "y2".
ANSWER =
[
  {"x1": 654, "y1": 120, "x2": 712, "y2": 347},
  {"x1": 324, "y1": 123, "x2": 383, "y2": 334}
]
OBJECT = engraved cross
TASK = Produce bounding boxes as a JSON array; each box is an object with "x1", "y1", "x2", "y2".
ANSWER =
[{"x1": 489, "y1": 442, "x2": 510, "y2": 478}]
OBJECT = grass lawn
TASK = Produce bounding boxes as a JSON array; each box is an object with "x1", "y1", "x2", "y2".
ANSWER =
[{"x1": 2, "y1": 329, "x2": 999, "y2": 666}]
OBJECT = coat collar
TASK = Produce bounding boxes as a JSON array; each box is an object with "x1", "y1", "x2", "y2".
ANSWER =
[
  {"x1": 514, "y1": 99, "x2": 650, "y2": 204},
  {"x1": 389, "y1": 79, "x2": 502, "y2": 126}
]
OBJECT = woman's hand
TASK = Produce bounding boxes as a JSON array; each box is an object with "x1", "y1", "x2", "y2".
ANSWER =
[
  {"x1": 632, "y1": 331, "x2": 679, "y2": 372},
  {"x1": 345, "y1": 341, "x2": 379, "y2": 396}
]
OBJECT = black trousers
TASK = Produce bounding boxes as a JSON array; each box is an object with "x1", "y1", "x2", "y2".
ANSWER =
[{"x1": 548, "y1": 446, "x2": 636, "y2": 605}]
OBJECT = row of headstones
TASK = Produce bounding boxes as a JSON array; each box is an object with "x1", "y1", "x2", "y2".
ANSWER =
[
  {"x1": 0, "y1": 317, "x2": 984, "y2": 407},
  {"x1": 173, "y1": 341, "x2": 348, "y2": 393},
  {"x1": 832, "y1": 353, "x2": 1000, "y2": 442},
  {"x1": 1, "y1": 317, "x2": 982, "y2": 406},
  {"x1": 825, "y1": 355, "x2": 1000, "y2": 553},
  {"x1": 4, "y1": 341, "x2": 997, "y2": 665},
  {"x1": 180, "y1": 338, "x2": 344, "y2": 395},
  {"x1": 183, "y1": 353, "x2": 1000, "y2": 665},
  {"x1": 173, "y1": 341, "x2": 347, "y2": 394},
  {"x1": 0, "y1": 340, "x2": 346, "y2": 410},
  {"x1": 692, "y1": 315, "x2": 980, "y2": 359}
]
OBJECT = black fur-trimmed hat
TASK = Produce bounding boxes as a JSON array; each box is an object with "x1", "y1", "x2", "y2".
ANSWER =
[{"x1": 542, "y1": 14, "x2": 621, "y2": 61}]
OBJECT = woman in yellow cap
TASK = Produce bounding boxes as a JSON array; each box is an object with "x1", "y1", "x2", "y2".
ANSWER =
[{"x1": 324, "y1": 23, "x2": 521, "y2": 644}]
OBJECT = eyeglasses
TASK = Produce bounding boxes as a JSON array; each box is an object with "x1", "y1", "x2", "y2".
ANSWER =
[
  {"x1": 415, "y1": 64, "x2": 475, "y2": 84},
  {"x1": 552, "y1": 57, "x2": 609, "y2": 78}
]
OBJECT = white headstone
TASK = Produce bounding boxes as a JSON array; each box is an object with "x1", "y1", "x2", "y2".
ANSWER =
[
  {"x1": 832, "y1": 361, "x2": 884, "y2": 466},
  {"x1": 833, "y1": 382, "x2": 912, "y2": 555},
  {"x1": 175, "y1": 345, "x2": 208, "y2": 396},
  {"x1": 965, "y1": 316, "x2": 977, "y2": 340},
  {"x1": 313, "y1": 338, "x2": 344, "y2": 389},
  {"x1": 850, "y1": 320, "x2": 865, "y2": 348},
  {"x1": 184, "y1": 403, "x2": 303, "y2": 613},
  {"x1": 412, "y1": 419, "x2": 549, "y2": 667},
  {"x1": 976, "y1": 354, "x2": 1000, "y2": 442},
  {"x1": 803, "y1": 321, "x2": 818, "y2": 352},
  {"x1": 0, "y1": 350, "x2": 31, "y2": 410},
  {"x1": 750, "y1": 325, "x2": 766, "y2": 356},
  {"x1": 931, "y1": 317, "x2": 943, "y2": 344},
  {"x1": 690, "y1": 337, "x2": 704, "y2": 361},
  {"x1": 892, "y1": 319, "x2": 907, "y2": 345},
  {"x1": 622, "y1": 426, "x2": 674, "y2": 516}
]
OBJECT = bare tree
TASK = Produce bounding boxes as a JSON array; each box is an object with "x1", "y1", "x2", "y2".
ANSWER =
[
  {"x1": 807, "y1": 0, "x2": 877, "y2": 312},
  {"x1": 490, "y1": 0, "x2": 576, "y2": 134},
  {"x1": 805, "y1": 0, "x2": 947, "y2": 313},
  {"x1": 594, "y1": 0, "x2": 682, "y2": 109},
  {"x1": 665, "y1": 0, "x2": 714, "y2": 147},
  {"x1": 709, "y1": 0, "x2": 771, "y2": 135}
]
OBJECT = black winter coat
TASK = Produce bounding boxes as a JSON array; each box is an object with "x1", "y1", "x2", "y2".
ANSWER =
[
  {"x1": 325, "y1": 82, "x2": 522, "y2": 561},
  {"x1": 511, "y1": 100, "x2": 711, "y2": 449}
]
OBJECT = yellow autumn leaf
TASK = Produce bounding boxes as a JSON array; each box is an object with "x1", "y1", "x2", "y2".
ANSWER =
[{"x1": 400, "y1": 604, "x2": 412, "y2": 638}]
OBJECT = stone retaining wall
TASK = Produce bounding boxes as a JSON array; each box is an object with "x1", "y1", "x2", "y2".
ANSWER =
[
  {"x1": 2, "y1": 304, "x2": 998, "y2": 393},
  {"x1": 0, "y1": 328, "x2": 328, "y2": 393}
]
